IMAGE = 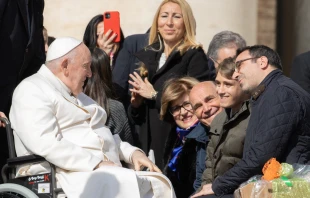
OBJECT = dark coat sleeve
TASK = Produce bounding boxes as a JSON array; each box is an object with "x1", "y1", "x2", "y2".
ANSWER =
[
  {"x1": 212, "y1": 86, "x2": 302, "y2": 195},
  {"x1": 0, "y1": 0, "x2": 8, "y2": 26},
  {"x1": 127, "y1": 103, "x2": 147, "y2": 126},
  {"x1": 187, "y1": 47, "x2": 215, "y2": 81},
  {"x1": 112, "y1": 34, "x2": 148, "y2": 105},
  {"x1": 194, "y1": 141, "x2": 207, "y2": 191},
  {"x1": 290, "y1": 51, "x2": 310, "y2": 94}
]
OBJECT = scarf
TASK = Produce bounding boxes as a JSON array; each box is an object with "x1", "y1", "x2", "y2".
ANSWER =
[{"x1": 168, "y1": 122, "x2": 198, "y2": 174}]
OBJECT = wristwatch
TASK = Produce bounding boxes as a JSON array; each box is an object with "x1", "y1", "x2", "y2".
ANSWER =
[{"x1": 151, "y1": 91, "x2": 158, "y2": 100}]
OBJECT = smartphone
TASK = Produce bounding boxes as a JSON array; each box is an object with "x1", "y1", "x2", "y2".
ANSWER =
[{"x1": 103, "y1": 11, "x2": 121, "y2": 43}]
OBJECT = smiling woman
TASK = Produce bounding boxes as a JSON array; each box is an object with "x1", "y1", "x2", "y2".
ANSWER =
[
  {"x1": 159, "y1": 77, "x2": 208, "y2": 198},
  {"x1": 127, "y1": 0, "x2": 215, "y2": 173}
]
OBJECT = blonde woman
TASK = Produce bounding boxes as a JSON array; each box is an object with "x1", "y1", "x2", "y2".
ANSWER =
[
  {"x1": 128, "y1": 0, "x2": 214, "y2": 170},
  {"x1": 160, "y1": 77, "x2": 208, "y2": 198}
]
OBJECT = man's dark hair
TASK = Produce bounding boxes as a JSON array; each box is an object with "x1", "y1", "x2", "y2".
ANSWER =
[{"x1": 237, "y1": 45, "x2": 282, "y2": 70}]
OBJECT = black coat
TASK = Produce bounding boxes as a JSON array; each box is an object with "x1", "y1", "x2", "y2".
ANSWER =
[
  {"x1": 0, "y1": 0, "x2": 45, "y2": 178},
  {"x1": 290, "y1": 50, "x2": 310, "y2": 94},
  {"x1": 212, "y1": 70, "x2": 310, "y2": 196},
  {"x1": 163, "y1": 123, "x2": 208, "y2": 198},
  {"x1": 112, "y1": 33, "x2": 149, "y2": 109},
  {"x1": 0, "y1": 0, "x2": 45, "y2": 113},
  {"x1": 128, "y1": 42, "x2": 215, "y2": 170}
]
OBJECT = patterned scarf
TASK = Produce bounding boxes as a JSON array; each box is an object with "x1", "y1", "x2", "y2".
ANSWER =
[{"x1": 168, "y1": 122, "x2": 199, "y2": 174}]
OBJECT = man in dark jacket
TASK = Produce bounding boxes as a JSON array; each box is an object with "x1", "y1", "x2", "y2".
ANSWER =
[
  {"x1": 192, "y1": 58, "x2": 250, "y2": 198},
  {"x1": 290, "y1": 50, "x2": 310, "y2": 94},
  {"x1": 0, "y1": 0, "x2": 45, "y2": 182},
  {"x1": 194, "y1": 45, "x2": 310, "y2": 197}
]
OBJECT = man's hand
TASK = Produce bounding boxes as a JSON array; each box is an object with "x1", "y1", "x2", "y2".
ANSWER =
[
  {"x1": 0, "y1": 112, "x2": 7, "y2": 127},
  {"x1": 131, "y1": 151, "x2": 161, "y2": 173},
  {"x1": 191, "y1": 184, "x2": 214, "y2": 198}
]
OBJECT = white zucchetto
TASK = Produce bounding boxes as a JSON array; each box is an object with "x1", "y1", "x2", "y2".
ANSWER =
[{"x1": 46, "y1": 37, "x2": 82, "y2": 62}]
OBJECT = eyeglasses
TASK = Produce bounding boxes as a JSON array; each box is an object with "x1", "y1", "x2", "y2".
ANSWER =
[
  {"x1": 169, "y1": 101, "x2": 193, "y2": 116},
  {"x1": 209, "y1": 56, "x2": 219, "y2": 65},
  {"x1": 234, "y1": 57, "x2": 258, "y2": 72}
]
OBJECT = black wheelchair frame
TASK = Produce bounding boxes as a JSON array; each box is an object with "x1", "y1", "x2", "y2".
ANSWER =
[{"x1": 0, "y1": 117, "x2": 64, "y2": 198}]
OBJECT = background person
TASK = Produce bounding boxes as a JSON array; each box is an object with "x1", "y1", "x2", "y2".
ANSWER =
[
  {"x1": 290, "y1": 50, "x2": 310, "y2": 94},
  {"x1": 160, "y1": 77, "x2": 207, "y2": 198},
  {"x1": 83, "y1": 14, "x2": 125, "y2": 69},
  {"x1": 0, "y1": 0, "x2": 45, "y2": 182},
  {"x1": 206, "y1": 31, "x2": 246, "y2": 68},
  {"x1": 84, "y1": 48, "x2": 133, "y2": 144},
  {"x1": 128, "y1": 0, "x2": 214, "y2": 170}
]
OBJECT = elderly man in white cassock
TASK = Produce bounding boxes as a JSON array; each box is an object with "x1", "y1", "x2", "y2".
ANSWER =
[{"x1": 9, "y1": 37, "x2": 176, "y2": 198}]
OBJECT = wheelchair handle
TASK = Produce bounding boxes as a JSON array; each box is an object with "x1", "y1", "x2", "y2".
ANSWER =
[{"x1": 0, "y1": 117, "x2": 16, "y2": 159}]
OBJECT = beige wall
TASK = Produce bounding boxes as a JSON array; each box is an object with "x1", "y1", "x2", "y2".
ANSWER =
[{"x1": 44, "y1": 0, "x2": 258, "y2": 50}]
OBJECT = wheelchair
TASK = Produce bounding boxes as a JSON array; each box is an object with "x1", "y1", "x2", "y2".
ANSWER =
[{"x1": 0, "y1": 117, "x2": 64, "y2": 198}]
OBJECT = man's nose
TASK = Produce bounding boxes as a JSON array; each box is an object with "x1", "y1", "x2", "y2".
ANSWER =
[
  {"x1": 232, "y1": 72, "x2": 239, "y2": 80},
  {"x1": 87, "y1": 70, "x2": 92, "y2": 78},
  {"x1": 217, "y1": 85, "x2": 225, "y2": 95},
  {"x1": 202, "y1": 103, "x2": 211, "y2": 114}
]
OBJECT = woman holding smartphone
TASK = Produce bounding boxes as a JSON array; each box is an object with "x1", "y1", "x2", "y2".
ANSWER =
[
  {"x1": 128, "y1": 0, "x2": 214, "y2": 170},
  {"x1": 83, "y1": 14, "x2": 125, "y2": 68}
]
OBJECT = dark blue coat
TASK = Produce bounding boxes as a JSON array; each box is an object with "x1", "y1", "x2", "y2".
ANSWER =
[
  {"x1": 163, "y1": 123, "x2": 208, "y2": 198},
  {"x1": 290, "y1": 50, "x2": 310, "y2": 94},
  {"x1": 212, "y1": 69, "x2": 310, "y2": 196}
]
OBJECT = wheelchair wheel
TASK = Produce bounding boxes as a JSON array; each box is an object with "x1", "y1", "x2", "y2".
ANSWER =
[{"x1": 0, "y1": 183, "x2": 39, "y2": 198}]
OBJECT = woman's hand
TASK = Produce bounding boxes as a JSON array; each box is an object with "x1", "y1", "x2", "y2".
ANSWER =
[
  {"x1": 131, "y1": 151, "x2": 162, "y2": 173},
  {"x1": 97, "y1": 29, "x2": 118, "y2": 55},
  {"x1": 129, "y1": 72, "x2": 157, "y2": 100}
]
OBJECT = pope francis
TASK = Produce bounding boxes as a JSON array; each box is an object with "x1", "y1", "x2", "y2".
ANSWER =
[{"x1": 9, "y1": 37, "x2": 176, "y2": 198}]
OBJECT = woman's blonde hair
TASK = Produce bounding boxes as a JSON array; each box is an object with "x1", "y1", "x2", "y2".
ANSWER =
[
  {"x1": 139, "y1": 0, "x2": 201, "y2": 77},
  {"x1": 160, "y1": 76, "x2": 199, "y2": 122}
]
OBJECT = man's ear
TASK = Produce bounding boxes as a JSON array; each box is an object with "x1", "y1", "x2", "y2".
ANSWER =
[
  {"x1": 258, "y1": 56, "x2": 269, "y2": 69},
  {"x1": 60, "y1": 59, "x2": 69, "y2": 76}
]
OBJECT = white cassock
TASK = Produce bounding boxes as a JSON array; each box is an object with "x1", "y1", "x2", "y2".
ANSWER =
[{"x1": 10, "y1": 65, "x2": 176, "y2": 198}]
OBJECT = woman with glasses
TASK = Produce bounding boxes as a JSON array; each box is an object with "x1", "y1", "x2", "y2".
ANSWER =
[{"x1": 160, "y1": 77, "x2": 209, "y2": 198}]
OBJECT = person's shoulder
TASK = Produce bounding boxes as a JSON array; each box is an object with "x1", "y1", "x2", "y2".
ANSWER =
[
  {"x1": 108, "y1": 99, "x2": 126, "y2": 111},
  {"x1": 186, "y1": 45, "x2": 204, "y2": 53},
  {"x1": 292, "y1": 51, "x2": 310, "y2": 69},
  {"x1": 15, "y1": 72, "x2": 44, "y2": 91},
  {"x1": 124, "y1": 33, "x2": 149, "y2": 44},
  {"x1": 210, "y1": 110, "x2": 226, "y2": 130},
  {"x1": 181, "y1": 46, "x2": 206, "y2": 61},
  {"x1": 294, "y1": 50, "x2": 310, "y2": 62}
]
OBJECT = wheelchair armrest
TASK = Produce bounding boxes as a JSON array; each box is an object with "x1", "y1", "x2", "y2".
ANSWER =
[{"x1": 7, "y1": 155, "x2": 46, "y2": 166}]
